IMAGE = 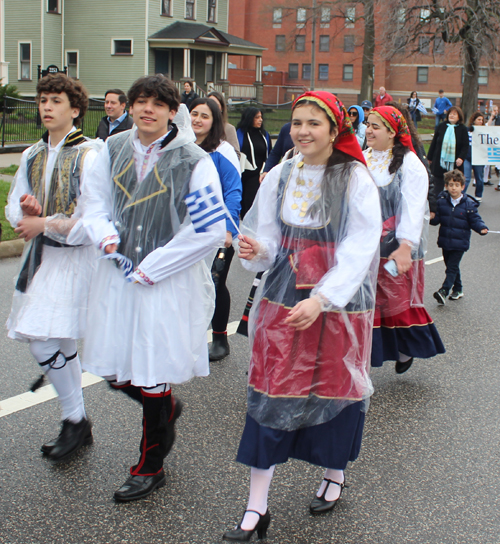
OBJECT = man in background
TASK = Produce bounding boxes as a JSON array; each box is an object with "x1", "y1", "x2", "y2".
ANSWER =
[
  {"x1": 95, "y1": 89, "x2": 134, "y2": 141},
  {"x1": 374, "y1": 87, "x2": 393, "y2": 107},
  {"x1": 433, "y1": 90, "x2": 453, "y2": 129}
]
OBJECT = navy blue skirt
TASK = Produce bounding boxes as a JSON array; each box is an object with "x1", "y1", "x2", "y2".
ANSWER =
[
  {"x1": 236, "y1": 401, "x2": 366, "y2": 470},
  {"x1": 371, "y1": 322, "x2": 445, "y2": 367}
]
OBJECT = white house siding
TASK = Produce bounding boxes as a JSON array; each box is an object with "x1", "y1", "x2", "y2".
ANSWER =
[
  {"x1": 64, "y1": 0, "x2": 146, "y2": 97},
  {"x1": 4, "y1": 0, "x2": 41, "y2": 94}
]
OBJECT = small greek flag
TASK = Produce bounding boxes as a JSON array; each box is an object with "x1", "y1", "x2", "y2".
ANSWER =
[
  {"x1": 487, "y1": 147, "x2": 500, "y2": 163},
  {"x1": 185, "y1": 185, "x2": 226, "y2": 233},
  {"x1": 100, "y1": 252, "x2": 135, "y2": 280}
]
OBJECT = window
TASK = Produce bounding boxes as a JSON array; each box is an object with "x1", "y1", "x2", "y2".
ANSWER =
[
  {"x1": 295, "y1": 35, "x2": 305, "y2": 52},
  {"x1": 417, "y1": 66, "x2": 428, "y2": 83},
  {"x1": 112, "y1": 39, "x2": 133, "y2": 55},
  {"x1": 66, "y1": 51, "x2": 78, "y2": 79},
  {"x1": 319, "y1": 35, "x2": 330, "y2": 52},
  {"x1": 434, "y1": 37, "x2": 444, "y2": 55},
  {"x1": 161, "y1": 0, "x2": 172, "y2": 16},
  {"x1": 344, "y1": 35, "x2": 355, "y2": 52},
  {"x1": 302, "y1": 63, "x2": 311, "y2": 80},
  {"x1": 397, "y1": 8, "x2": 406, "y2": 27},
  {"x1": 207, "y1": 0, "x2": 216, "y2": 22},
  {"x1": 289, "y1": 63, "x2": 299, "y2": 79},
  {"x1": 318, "y1": 64, "x2": 329, "y2": 80},
  {"x1": 19, "y1": 42, "x2": 31, "y2": 80},
  {"x1": 297, "y1": 8, "x2": 307, "y2": 24},
  {"x1": 343, "y1": 64, "x2": 353, "y2": 81},
  {"x1": 206, "y1": 54, "x2": 214, "y2": 82},
  {"x1": 273, "y1": 8, "x2": 282, "y2": 24},
  {"x1": 479, "y1": 68, "x2": 489, "y2": 86},
  {"x1": 320, "y1": 7, "x2": 330, "y2": 24},
  {"x1": 345, "y1": 7, "x2": 355, "y2": 28},
  {"x1": 420, "y1": 8, "x2": 430, "y2": 22},
  {"x1": 418, "y1": 37, "x2": 430, "y2": 55},
  {"x1": 276, "y1": 35, "x2": 286, "y2": 52},
  {"x1": 47, "y1": 0, "x2": 59, "y2": 13},
  {"x1": 186, "y1": 0, "x2": 195, "y2": 19}
]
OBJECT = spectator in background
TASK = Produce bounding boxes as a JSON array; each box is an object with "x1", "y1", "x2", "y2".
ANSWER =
[
  {"x1": 207, "y1": 91, "x2": 240, "y2": 156},
  {"x1": 95, "y1": 89, "x2": 134, "y2": 141},
  {"x1": 433, "y1": 90, "x2": 453, "y2": 129},
  {"x1": 237, "y1": 107, "x2": 272, "y2": 217},
  {"x1": 259, "y1": 121, "x2": 294, "y2": 182},
  {"x1": 374, "y1": 87, "x2": 393, "y2": 108},
  {"x1": 348, "y1": 105, "x2": 367, "y2": 148},
  {"x1": 407, "y1": 91, "x2": 427, "y2": 129},
  {"x1": 360, "y1": 100, "x2": 372, "y2": 121},
  {"x1": 180, "y1": 80, "x2": 199, "y2": 110},
  {"x1": 464, "y1": 112, "x2": 486, "y2": 197},
  {"x1": 428, "y1": 106, "x2": 469, "y2": 199},
  {"x1": 486, "y1": 105, "x2": 500, "y2": 189}
]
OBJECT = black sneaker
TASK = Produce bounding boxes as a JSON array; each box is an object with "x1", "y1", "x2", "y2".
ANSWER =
[
  {"x1": 449, "y1": 291, "x2": 464, "y2": 300},
  {"x1": 433, "y1": 288, "x2": 447, "y2": 305}
]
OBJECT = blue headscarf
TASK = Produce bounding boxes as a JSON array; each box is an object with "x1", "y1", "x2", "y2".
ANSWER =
[{"x1": 348, "y1": 105, "x2": 365, "y2": 126}]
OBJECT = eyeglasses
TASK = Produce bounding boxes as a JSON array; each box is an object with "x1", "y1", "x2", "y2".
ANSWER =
[{"x1": 349, "y1": 111, "x2": 358, "y2": 116}]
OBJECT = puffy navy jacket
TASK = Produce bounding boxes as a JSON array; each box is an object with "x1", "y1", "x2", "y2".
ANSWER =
[{"x1": 430, "y1": 191, "x2": 488, "y2": 251}]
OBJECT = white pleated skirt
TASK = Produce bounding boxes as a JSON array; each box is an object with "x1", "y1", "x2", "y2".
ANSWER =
[
  {"x1": 7, "y1": 244, "x2": 98, "y2": 342},
  {"x1": 82, "y1": 257, "x2": 214, "y2": 387}
]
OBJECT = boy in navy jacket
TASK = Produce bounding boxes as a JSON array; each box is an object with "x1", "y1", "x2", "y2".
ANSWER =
[{"x1": 431, "y1": 169, "x2": 488, "y2": 303}]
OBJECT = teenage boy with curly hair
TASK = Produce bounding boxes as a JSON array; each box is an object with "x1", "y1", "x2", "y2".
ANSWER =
[{"x1": 5, "y1": 73, "x2": 101, "y2": 463}]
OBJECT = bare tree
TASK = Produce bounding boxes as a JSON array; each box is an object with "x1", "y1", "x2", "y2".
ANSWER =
[
  {"x1": 359, "y1": 0, "x2": 375, "y2": 102},
  {"x1": 383, "y1": 0, "x2": 500, "y2": 121}
]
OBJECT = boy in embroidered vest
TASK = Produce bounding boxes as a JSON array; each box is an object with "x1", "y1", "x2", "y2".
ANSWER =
[
  {"x1": 5, "y1": 73, "x2": 101, "y2": 463},
  {"x1": 81, "y1": 74, "x2": 225, "y2": 502}
]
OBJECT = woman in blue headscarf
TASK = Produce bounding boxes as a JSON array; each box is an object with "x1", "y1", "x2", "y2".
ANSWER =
[{"x1": 348, "y1": 105, "x2": 367, "y2": 148}]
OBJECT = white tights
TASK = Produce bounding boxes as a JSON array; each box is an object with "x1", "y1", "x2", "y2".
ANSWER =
[
  {"x1": 240, "y1": 466, "x2": 275, "y2": 530},
  {"x1": 30, "y1": 338, "x2": 85, "y2": 424}
]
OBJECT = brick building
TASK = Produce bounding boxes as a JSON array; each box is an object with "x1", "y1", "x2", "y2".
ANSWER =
[{"x1": 228, "y1": 1, "x2": 500, "y2": 108}]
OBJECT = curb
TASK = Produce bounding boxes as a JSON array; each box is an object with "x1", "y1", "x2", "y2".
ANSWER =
[{"x1": 0, "y1": 239, "x2": 24, "y2": 259}]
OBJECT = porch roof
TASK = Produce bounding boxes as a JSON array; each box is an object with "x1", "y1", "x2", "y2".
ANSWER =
[{"x1": 148, "y1": 21, "x2": 266, "y2": 56}]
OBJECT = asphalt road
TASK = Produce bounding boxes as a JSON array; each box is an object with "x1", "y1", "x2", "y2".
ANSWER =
[{"x1": 1, "y1": 184, "x2": 500, "y2": 544}]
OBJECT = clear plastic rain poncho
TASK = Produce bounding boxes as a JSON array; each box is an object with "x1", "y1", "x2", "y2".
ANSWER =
[
  {"x1": 367, "y1": 107, "x2": 430, "y2": 318},
  {"x1": 80, "y1": 105, "x2": 214, "y2": 273},
  {"x1": 6, "y1": 130, "x2": 102, "y2": 293},
  {"x1": 239, "y1": 92, "x2": 382, "y2": 432}
]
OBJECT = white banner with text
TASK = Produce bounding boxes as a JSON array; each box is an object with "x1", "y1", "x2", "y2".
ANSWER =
[{"x1": 471, "y1": 126, "x2": 500, "y2": 165}]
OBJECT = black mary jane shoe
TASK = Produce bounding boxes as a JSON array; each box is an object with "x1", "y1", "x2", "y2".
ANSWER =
[
  {"x1": 114, "y1": 470, "x2": 167, "y2": 502},
  {"x1": 47, "y1": 418, "x2": 93, "y2": 463},
  {"x1": 395, "y1": 357, "x2": 414, "y2": 374},
  {"x1": 223, "y1": 509, "x2": 271, "y2": 541},
  {"x1": 310, "y1": 478, "x2": 345, "y2": 514}
]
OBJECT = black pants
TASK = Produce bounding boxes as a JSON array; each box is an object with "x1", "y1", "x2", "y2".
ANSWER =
[
  {"x1": 433, "y1": 175, "x2": 445, "y2": 200},
  {"x1": 442, "y1": 249, "x2": 465, "y2": 293},
  {"x1": 212, "y1": 245, "x2": 235, "y2": 333}
]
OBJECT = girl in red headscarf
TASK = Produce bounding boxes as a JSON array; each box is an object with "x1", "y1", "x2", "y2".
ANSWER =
[
  {"x1": 364, "y1": 106, "x2": 445, "y2": 374},
  {"x1": 222, "y1": 92, "x2": 382, "y2": 541}
]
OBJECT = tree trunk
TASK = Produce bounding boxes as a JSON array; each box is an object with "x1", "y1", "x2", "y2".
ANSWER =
[
  {"x1": 359, "y1": 0, "x2": 375, "y2": 103},
  {"x1": 461, "y1": 40, "x2": 480, "y2": 122}
]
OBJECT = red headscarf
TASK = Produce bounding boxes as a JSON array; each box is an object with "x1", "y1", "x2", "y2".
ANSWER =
[
  {"x1": 292, "y1": 91, "x2": 366, "y2": 165},
  {"x1": 370, "y1": 106, "x2": 415, "y2": 153}
]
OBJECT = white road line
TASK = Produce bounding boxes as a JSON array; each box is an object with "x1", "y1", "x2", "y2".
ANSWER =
[
  {"x1": 0, "y1": 321, "x2": 243, "y2": 419},
  {"x1": 425, "y1": 256, "x2": 444, "y2": 265}
]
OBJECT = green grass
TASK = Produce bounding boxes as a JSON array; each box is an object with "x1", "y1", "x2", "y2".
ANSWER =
[
  {"x1": 0, "y1": 179, "x2": 17, "y2": 241},
  {"x1": 0, "y1": 164, "x2": 19, "y2": 176}
]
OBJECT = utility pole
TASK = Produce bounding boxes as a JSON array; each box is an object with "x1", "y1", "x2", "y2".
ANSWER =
[{"x1": 310, "y1": 0, "x2": 317, "y2": 90}]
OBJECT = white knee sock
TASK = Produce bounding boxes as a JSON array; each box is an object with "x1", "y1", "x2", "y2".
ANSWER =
[
  {"x1": 398, "y1": 352, "x2": 412, "y2": 363},
  {"x1": 240, "y1": 466, "x2": 275, "y2": 531},
  {"x1": 316, "y1": 468, "x2": 344, "y2": 501},
  {"x1": 30, "y1": 339, "x2": 86, "y2": 424}
]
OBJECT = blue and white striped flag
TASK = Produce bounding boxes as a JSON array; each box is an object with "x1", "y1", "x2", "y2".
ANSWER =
[{"x1": 185, "y1": 185, "x2": 227, "y2": 233}]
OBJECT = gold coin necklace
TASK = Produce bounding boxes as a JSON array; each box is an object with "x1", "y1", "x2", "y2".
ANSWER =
[
  {"x1": 292, "y1": 161, "x2": 323, "y2": 222},
  {"x1": 366, "y1": 148, "x2": 392, "y2": 173}
]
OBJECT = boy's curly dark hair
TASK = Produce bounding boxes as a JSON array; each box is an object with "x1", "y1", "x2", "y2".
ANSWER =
[
  {"x1": 36, "y1": 73, "x2": 88, "y2": 127},
  {"x1": 127, "y1": 74, "x2": 180, "y2": 111},
  {"x1": 444, "y1": 169, "x2": 465, "y2": 186}
]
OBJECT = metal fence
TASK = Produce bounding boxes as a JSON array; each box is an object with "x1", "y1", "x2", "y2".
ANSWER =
[{"x1": 1, "y1": 97, "x2": 106, "y2": 147}]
